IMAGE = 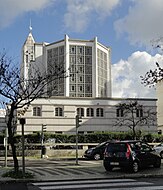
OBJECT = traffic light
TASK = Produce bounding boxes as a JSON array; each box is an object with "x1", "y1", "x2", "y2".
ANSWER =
[
  {"x1": 158, "y1": 130, "x2": 162, "y2": 135},
  {"x1": 42, "y1": 124, "x2": 47, "y2": 132},
  {"x1": 76, "y1": 115, "x2": 82, "y2": 128}
]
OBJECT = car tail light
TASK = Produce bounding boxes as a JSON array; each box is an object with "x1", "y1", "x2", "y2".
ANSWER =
[{"x1": 126, "y1": 144, "x2": 131, "y2": 159}]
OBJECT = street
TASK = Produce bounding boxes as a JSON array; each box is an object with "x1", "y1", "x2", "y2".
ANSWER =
[
  {"x1": 29, "y1": 178, "x2": 163, "y2": 190},
  {"x1": 1, "y1": 177, "x2": 163, "y2": 190}
]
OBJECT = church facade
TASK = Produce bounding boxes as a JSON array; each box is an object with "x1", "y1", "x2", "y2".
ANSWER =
[{"x1": 16, "y1": 29, "x2": 158, "y2": 134}]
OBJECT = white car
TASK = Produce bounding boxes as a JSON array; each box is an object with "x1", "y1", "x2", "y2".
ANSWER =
[{"x1": 153, "y1": 143, "x2": 163, "y2": 158}]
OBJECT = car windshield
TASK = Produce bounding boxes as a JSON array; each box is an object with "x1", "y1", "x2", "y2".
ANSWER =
[{"x1": 107, "y1": 143, "x2": 127, "y2": 152}]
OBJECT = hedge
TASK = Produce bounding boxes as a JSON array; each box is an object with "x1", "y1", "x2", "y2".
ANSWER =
[{"x1": 0, "y1": 132, "x2": 163, "y2": 145}]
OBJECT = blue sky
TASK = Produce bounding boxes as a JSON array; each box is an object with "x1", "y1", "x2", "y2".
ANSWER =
[{"x1": 0, "y1": 0, "x2": 163, "y2": 98}]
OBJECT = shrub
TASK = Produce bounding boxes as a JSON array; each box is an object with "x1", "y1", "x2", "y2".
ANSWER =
[
  {"x1": 13, "y1": 132, "x2": 163, "y2": 144},
  {"x1": 2, "y1": 170, "x2": 34, "y2": 179}
]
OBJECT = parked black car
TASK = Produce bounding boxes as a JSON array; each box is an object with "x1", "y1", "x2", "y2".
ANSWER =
[
  {"x1": 103, "y1": 140, "x2": 161, "y2": 173},
  {"x1": 84, "y1": 141, "x2": 109, "y2": 160}
]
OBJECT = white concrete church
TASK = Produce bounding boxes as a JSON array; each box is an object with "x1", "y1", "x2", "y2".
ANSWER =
[{"x1": 16, "y1": 28, "x2": 158, "y2": 134}]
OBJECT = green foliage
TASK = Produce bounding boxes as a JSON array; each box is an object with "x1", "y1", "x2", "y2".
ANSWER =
[
  {"x1": 25, "y1": 133, "x2": 41, "y2": 143},
  {"x1": 12, "y1": 132, "x2": 163, "y2": 144},
  {"x1": 2, "y1": 169, "x2": 34, "y2": 179}
]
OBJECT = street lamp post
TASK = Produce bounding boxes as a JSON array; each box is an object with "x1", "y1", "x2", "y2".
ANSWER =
[
  {"x1": 4, "y1": 127, "x2": 8, "y2": 167},
  {"x1": 19, "y1": 118, "x2": 26, "y2": 177},
  {"x1": 4, "y1": 115, "x2": 8, "y2": 168}
]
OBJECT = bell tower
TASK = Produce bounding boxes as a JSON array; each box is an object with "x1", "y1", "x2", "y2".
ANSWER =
[{"x1": 21, "y1": 20, "x2": 35, "y2": 84}]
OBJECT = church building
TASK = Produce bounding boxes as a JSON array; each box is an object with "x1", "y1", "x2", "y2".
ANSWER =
[{"x1": 16, "y1": 28, "x2": 157, "y2": 135}]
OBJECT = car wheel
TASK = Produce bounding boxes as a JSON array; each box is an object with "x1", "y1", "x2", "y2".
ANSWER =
[
  {"x1": 104, "y1": 163, "x2": 113, "y2": 171},
  {"x1": 131, "y1": 161, "x2": 139, "y2": 173},
  {"x1": 160, "y1": 151, "x2": 163, "y2": 159},
  {"x1": 94, "y1": 153, "x2": 101, "y2": 160},
  {"x1": 153, "y1": 158, "x2": 161, "y2": 168}
]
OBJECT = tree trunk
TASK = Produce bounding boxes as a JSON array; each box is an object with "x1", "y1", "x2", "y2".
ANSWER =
[
  {"x1": 7, "y1": 104, "x2": 19, "y2": 173},
  {"x1": 133, "y1": 127, "x2": 137, "y2": 140},
  {"x1": 10, "y1": 138, "x2": 19, "y2": 173}
]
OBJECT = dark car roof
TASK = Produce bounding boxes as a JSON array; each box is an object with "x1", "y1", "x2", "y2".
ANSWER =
[{"x1": 108, "y1": 140, "x2": 142, "y2": 144}]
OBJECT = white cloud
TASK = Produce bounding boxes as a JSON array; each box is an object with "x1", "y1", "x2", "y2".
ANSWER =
[
  {"x1": 114, "y1": 0, "x2": 163, "y2": 47},
  {"x1": 112, "y1": 51, "x2": 163, "y2": 98},
  {"x1": 0, "y1": 0, "x2": 55, "y2": 29},
  {"x1": 64, "y1": 0, "x2": 120, "y2": 32}
]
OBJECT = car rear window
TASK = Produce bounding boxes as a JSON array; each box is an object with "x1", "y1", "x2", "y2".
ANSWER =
[{"x1": 107, "y1": 143, "x2": 127, "y2": 152}]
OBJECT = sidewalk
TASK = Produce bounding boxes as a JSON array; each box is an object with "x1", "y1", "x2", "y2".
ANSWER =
[{"x1": 0, "y1": 158, "x2": 163, "y2": 182}]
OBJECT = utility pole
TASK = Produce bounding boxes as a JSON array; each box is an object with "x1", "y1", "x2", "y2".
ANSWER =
[{"x1": 75, "y1": 115, "x2": 82, "y2": 165}]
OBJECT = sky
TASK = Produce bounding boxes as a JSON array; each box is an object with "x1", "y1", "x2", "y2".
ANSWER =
[{"x1": 0, "y1": 0, "x2": 163, "y2": 99}]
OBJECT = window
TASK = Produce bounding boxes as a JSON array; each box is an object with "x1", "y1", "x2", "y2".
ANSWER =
[
  {"x1": 55, "y1": 107, "x2": 63, "y2": 116},
  {"x1": 85, "y1": 47, "x2": 92, "y2": 55},
  {"x1": 79, "y1": 66, "x2": 83, "y2": 73},
  {"x1": 79, "y1": 85, "x2": 83, "y2": 91},
  {"x1": 79, "y1": 57, "x2": 83, "y2": 63},
  {"x1": 77, "y1": 108, "x2": 84, "y2": 117},
  {"x1": 71, "y1": 85, "x2": 75, "y2": 91},
  {"x1": 78, "y1": 131, "x2": 84, "y2": 134},
  {"x1": 96, "y1": 108, "x2": 104, "y2": 117},
  {"x1": 71, "y1": 74, "x2": 75, "y2": 82},
  {"x1": 26, "y1": 55, "x2": 28, "y2": 63},
  {"x1": 86, "y1": 57, "x2": 92, "y2": 64},
  {"x1": 116, "y1": 109, "x2": 123, "y2": 117},
  {"x1": 87, "y1": 131, "x2": 94, "y2": 134},
  {"x1": 30, "y1": 55, "x2": 33, "y2": 61},
  {"x1": 86, "y1": 108, "x2": 94, "y2": 117},
  {"x1": 55, "y1": 131, "x2": 62, "y2": 134},
  {"x1": 79, "y1": 76, "x2": 83, "y2": 82},
  {"x1": 70, "y1": 46, "x2": 76, "y2": 54},
  {"x1": 33, "y1": 107, "x2": 41, "y2": 116},
  {"x1": 59, "y1": 46, "x2": 64, "y2": 55},
  {"x1": 136, "y1": 109, "x2": 143, "y2": 117},
  {"x1": 79, "y1": 47, "x2": 83, "y2": 54},
  {"x1": 86, "y1": 85, "x2": 91, "y2": 92}
]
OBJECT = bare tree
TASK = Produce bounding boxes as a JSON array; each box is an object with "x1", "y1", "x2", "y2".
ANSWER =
[
  {"x1": 114, "y1": 100, "x2": 156, "y2": 139},
  {"x1": 141, "y1": 38, "x2": 163, "y2": 86},
  {"x1": 0, "y1": 51, "x2": 68, "y2": 173},
  {"x1": 140, "y1": 62, "x2": 163, "y2": 87}
]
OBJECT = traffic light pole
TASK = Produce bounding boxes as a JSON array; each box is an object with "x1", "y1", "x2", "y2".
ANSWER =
[
  {"x1": 75, "y1": 124, "x2": 79, "y2": 165},
  {"x1": 75, "y1": 115, "x2": 82, "y2": 165},
  {"x1": 41, "y1": 124, "x2": 46, "y2": 158}
]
